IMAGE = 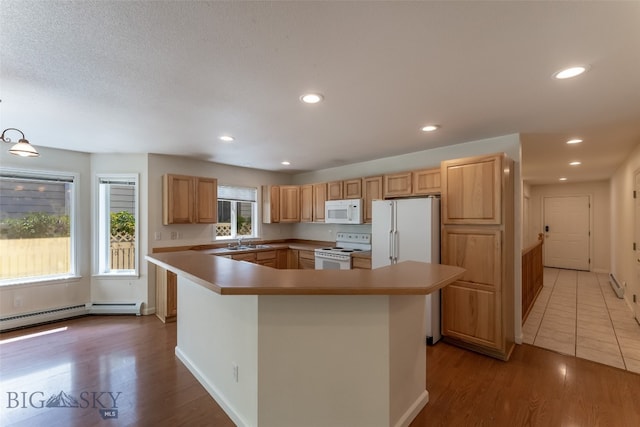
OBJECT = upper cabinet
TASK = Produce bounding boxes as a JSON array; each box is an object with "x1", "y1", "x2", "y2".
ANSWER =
[
  {"x1": 195, "y1": 177, "x2": 218, "y2": 223},
  {"x1": 413, "y1": 168, "x2": 441, "y2": 196},
  {"x1": 163, "y1": 174, "x2": 217, "y2": 225},
  {"x1": 441, "y1": 154, "x2": 502, "y2": 225},
  {"x1": 279, "y1": 185, "x2": 301, "y2": 222},
  {"x1": 327, "y1": 181, "x2": 343, "y2": 200},
  {"x1": 313, "y1": 183, "x2": 327, "y2": 222},
  {"x1": 343, "y1": 179, "x2": 362, "y2": 199},
  {"x1": 383, "y1": 172, "x2": 412, "y2": 198},
  {"x1": 262, "y1": 185, "x2": 280, "y2": 223},
  {"x1": 362, "y1": 176, "x2": 383, "y2": 224},
  {"x1": 300, "y1": 184, "x2": 313, "y2": 223}
]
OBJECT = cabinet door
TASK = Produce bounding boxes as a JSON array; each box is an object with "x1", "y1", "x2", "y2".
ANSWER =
[
  {"x1": 195, "y1": 177, "x2": 218, "y2": 223},
  {"x1": 383, "y1": 172, "x2": 412, "y2": 198},
  {"x1": 298, "y1": 250, "x2": 315, "y2": 269},
  {"x1": 441, "y1": 154, "x2": 502, "y2": 224},
  {"x1": 327, "y1": 181, "x2": 343, "y2": 200},
  {"x1": 300, "y1": 184, "x2": 313, "y2": 222},
  {"x1": 441, "y1": 227, "x2": 502, "y2": 289},
  {"x1": 163, "y1": 174, "x2": 194, "y2": 225},
  {"x1": 313, "y1": 183, "x2": 327, "y2": 222},
  {"x1": 262, "y1": 185, "x2": 280, "y2": 223},
  {"x1": 155, "y1": 266, "x2": 177, "y2": 323},
  {"x1": 413, "y1": 168, "x2": 441, "y2": 195},
  {"x1": 276, "y1": 249, "x2": 289, "y2": 269},
  {"x1": 441, "y1": 283, "x2": 502, "y2": 350},
  {"x1": 279, "y1": 186, "x2": 300, "y2": 222},
  {"x1": 362, "y1": 176, "x2": 383, "y2": 224},
  {"x1": 343, "y1": 179, "x2": 362, "y2": 199}
]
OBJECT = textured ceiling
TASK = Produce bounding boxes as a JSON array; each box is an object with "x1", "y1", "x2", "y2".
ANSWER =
[{"x1": 1, "y1": 1, "x2": 639, "y2": 183}]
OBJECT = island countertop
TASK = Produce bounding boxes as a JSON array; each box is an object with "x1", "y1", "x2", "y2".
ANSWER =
[{"x1": 146, "y1": 250, "x2": 465, "y2": 296}]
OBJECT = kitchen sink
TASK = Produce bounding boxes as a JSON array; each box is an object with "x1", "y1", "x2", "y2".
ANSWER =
[{"x1": 225, "y1": 244, "x2": 271, "y2": 250}]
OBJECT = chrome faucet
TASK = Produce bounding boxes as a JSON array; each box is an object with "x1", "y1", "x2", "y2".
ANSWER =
[{"x1": 237, "y1": 236, "x2": 243, "y2": 247}]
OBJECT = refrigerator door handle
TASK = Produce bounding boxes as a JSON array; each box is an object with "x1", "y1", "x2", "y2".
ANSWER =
[
  {"x1": 393, "y1": 230, "x2": 399, "y2": 263},
  {"x1": 388, "y1": 229, "x2": 394, "y2": 262}
]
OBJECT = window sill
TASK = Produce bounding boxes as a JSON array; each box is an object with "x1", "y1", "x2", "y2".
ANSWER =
[
  {"x1": 92, "y1": 273, "x2": 139, "y2": 279},
  {"x1": 0, "y1": 275, "x2": 83, "y2": 288}
]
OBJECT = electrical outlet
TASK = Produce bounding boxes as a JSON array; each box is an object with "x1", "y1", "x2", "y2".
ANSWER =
[
  {"x1": 170, "y1": 231, "x2": 178, "y2": 240},
  {"x1": 154, "y1": 232, "x2": 161, "y2": 241},
  {"x1": 232, "y1": 363, "x2": 239, "y2": 383},
  {"x1": 13, "y1": 296, "x2": 23, "y2": 308}
]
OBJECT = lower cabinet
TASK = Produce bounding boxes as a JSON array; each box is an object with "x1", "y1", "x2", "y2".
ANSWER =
[
  {"x1": 298, "y1": 250, "x2": 315, "y2": 270},
  {"x1": 156, "y1": 266, "x2": 177, "y2": 323},
  {"x1": 352, "y1": 257, "x2": 371, "y2": 269}
]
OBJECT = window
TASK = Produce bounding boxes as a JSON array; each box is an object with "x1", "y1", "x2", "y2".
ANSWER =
[
  {"x1": 216, "y1": 185, "x2": 257, "y2": 240},
  {"x1": 97, "y1": 175, "x2": 138, "y2": 275},
  {"x1": 0, "y1": 169, "x2": 77, "y2": 284}
]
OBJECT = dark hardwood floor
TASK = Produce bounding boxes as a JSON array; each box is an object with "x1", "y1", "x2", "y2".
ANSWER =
[{"x1": 1, "y1": 315, "x2": 639, "y2": 427}]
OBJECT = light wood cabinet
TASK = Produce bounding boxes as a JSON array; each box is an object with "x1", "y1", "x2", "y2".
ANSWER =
[
  {"x1": 441, "y1": 155, "x2": 502, "y2": 225},
  {"x1": 327, "y1": 181, "x2": 343, "y2": 200},
  {"x1": 256, "y1": 250, "x2": 277, "y2": 267},
  {"x1": 276, "y1": 249, "x2": 289, "y2": 269},
  {"x1": 195, "y1": 177, "x2": 218, "y2": 223},
  {"x1": 440, "y1": 153, "x2": 514, "y2": 361},
  {"x1": 352, "y1": 257, "x2": 371, "y2": 269},
  {"x1": 287, "y1": 249, "x2": 299, "y2": 269},
  {"x1": 298, "y1": 250, "x2": 315, "y2": 270},
  {"x1": 412, "y1": 168, "x2": 441, "y2": 195},
  {"x1": 232, "y1": 252, "x2": 257, "y2": 262},
  {"x1": 163, "y1": 174, "x2": 217, "y2": 225},
  {"x1": 343, "y1": 179, "x2": 362, "y2": 199},
  {"x1": 279, "y1": 186, "x2": 300, "y2": 222},
  {"x1": 362, "y1": 176, "x2": 383, "y2": 224},
  {"x1": 163, "y1": 174, "x2": 194, "y2": 224},
  {"x1": 313, "y1": 183, "x2": 327, "y2": 222},
  {"x1": 300, "y1": 184, "x2": 313, "y2": 222},
  {"x1": 383, "y1": 172, "x2": 412, "y2": 198},
  {"x1": 156, "y1": 266, "x2": 177, "y2": 323},
  {"x1": 262, "y1": 185, "x2": 280, "y2": 223}
]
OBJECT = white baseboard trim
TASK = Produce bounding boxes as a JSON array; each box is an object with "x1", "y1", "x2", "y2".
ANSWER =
[
  {"x1": 142, "y1": 306, "x2": 155, "y2": 316},
  {"x1": 393, "y1": 390, "x2": 429, "y2": 427},
  {"x1": 175, "y1": 346, "x2": 250, "y2": 427}
]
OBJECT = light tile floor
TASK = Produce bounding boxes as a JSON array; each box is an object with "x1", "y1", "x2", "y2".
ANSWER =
[{"x1": 523, "y1": 268, "x2": 640, "y2": 374}]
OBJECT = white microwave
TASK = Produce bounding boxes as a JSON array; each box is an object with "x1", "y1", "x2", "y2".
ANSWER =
[{"x1": 325, "y1": 199, "x2": 363, "y2": 224}]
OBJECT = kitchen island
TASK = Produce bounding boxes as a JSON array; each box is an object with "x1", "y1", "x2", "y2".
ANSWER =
[{"x1": 146, "y1": 251, "x2": 464, "y2": 427}]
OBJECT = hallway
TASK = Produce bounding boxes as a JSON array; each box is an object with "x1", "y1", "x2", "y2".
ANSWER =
[{"x1": 523, "y1": 268, "x2": 640, "y2": 373}]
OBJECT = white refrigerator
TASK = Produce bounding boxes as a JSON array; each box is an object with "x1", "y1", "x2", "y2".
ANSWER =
[{"x1": 371, "y1": 198, "x2": 441, "y2": 344}]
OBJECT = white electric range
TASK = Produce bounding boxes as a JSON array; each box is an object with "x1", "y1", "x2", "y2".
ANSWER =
[{"x1": 314, "y1": 232, "x2": 371, "y2": 270}]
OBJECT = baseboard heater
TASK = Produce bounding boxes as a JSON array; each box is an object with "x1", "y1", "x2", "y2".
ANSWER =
[
  {"x1": 0, "y1": 304, "x2": 89, "y2": 332},
  {"x1": 609, "y1": 273, "x2": 625, "y2": 299},
  {"x1": 89, "y1": 302, "x2": 143, "y2": 316}
]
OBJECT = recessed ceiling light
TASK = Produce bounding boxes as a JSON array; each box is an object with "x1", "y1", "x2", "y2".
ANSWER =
[
  {"x1": 219, "y1": 135, "x2": 235, "y2": 142},
  {"x1": 569, "y1": 161, "x2": 582, "y2": 166},
  {"x1": 421, "y1": 125, "x2": 440, "y2": 132},
  {"x1": 566, "y1": 138, "x2": 583, "y2": 144},
  {"x1": 281, "y1": 161, "x2": 291, "y2": 166},
  {"x1": 553, "y1": 66, "x2": 588, "y2": 80},
  {"x1": 559, "y1": 177, "x2": 568, "y2": 181},
  {"x1": 300, "y1": 93, "x2": 323, "y2": 104}
]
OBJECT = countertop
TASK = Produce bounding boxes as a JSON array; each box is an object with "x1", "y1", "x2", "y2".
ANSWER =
[{"x1": 146, "y1": 250, "x2": 464, "y2": 296}]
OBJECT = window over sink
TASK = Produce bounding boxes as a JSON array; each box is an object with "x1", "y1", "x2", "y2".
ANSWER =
[{"x1": 216, "y1": 185, "x2": 257, "y2": 240}]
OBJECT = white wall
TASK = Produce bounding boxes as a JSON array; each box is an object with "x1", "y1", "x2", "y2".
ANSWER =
[
  {"x1": 528, "y1": 180, "x2": 610, "y2": 273},
  {"x1": 610, "y1": 142, "x2": 640, "y2": 316},
  {"x1": 0, "y1": 147, "x2": 92, "y2": 317}
]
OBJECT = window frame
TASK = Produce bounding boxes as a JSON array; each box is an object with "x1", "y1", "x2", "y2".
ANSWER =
[
  {"x1": 215, "y1": 185, "x2": 259, "y2": 241},
  {"x1": 95, "y1": 173, "x2": 140, "y2": 277},
  {"x1": 0, "y1": 167, "x2": 79, "y2": 286}
]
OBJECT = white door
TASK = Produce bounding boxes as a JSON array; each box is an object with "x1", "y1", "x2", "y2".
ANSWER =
[
  {"x1": 635, "y1": 172, "x2": 640, "y2": 322},
  {"x1": 543, "y1": 195, "x2": 590, "y2": 270}
]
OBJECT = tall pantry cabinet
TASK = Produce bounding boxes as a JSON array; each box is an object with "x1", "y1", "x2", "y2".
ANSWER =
[{"x1": 440, "y1": 153, "x2": 515, "y2": 361}]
